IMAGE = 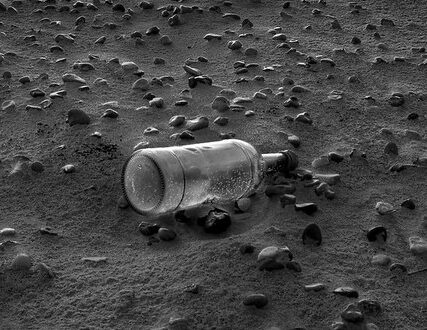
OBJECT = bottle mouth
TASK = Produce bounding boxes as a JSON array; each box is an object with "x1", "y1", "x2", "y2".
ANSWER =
[{"x1": 121, "y1": 152, "x2": 166, "y2": 215}]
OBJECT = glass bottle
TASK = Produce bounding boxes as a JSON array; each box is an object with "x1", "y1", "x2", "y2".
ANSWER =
[{"x1": 122, "y1": 139, "x2": 298, "y2": 215}]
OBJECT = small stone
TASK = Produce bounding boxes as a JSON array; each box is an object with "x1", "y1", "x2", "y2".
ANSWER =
[
  {"x1": 159, "y1": 35, "x2": 172, "y2": 45},
  {"x1": 0, "y1": 228, "x2": 16, "y2": 236},
  {"x1": 283, "y1": 96, "x2": 300, "y2": 108},
  {"x1": 175, "y1": 100, "x2": 188, "y2": 106},
  {"x1": 401, "y1": 199, "x2": 415, "y2": 209},
  {"x1": 240, "y1": 243, "x2": 255, "y2": 254},
  {"x1": 139, "y1": 222, "x2": 160, "y2": 236},
  {"x1": 158, "y1": 228, "x2": 177, "y2": 241},
  {"x1": 204, "y1": 33, "x2": 222, "y2": 41},
  {"x1": 265, "y1": 184, "x2": 296, "y2": 197},
  {"x1": 288, "y1": 135, "x2": 301, "y2": 148},
  {"x1": 331, "y1": 19, "x2": 342, "y2": 29},
  {"x1": 117, "y1": 195, "x2": 129, "y2": 209},
  {"x1": 409, "y1": 236, "x2": 427, "y2": 257},
  {"x1": 407, "y1": 113, "x2": 419, "y2": 120},
  {"x1": 371, "y1": 254, "x2": 391, "y2": 266},
  {"x1": 199, "y1": 208, "x2": 231, "y2": 234},
  {"x1": 146, "y1": 26, "x2": 160, "y2": 36},
  {"x1": 236, "y1": 198, "x2": 251, "y2": 212},
  {"x1": 357, "y1": 299, "x2": 382, "y2": 317},
  {"x1": 82, "y1": 257, "x2": 107, "y2": 263},
  {"x1": 132, "y1": 78, "x2": 150, "y2": 91},
  {"x1": 315, "y1": 173, "x2": 340, "y2": 185},
  {"x1": 295, "y1": 112, "x2": 313, "y2": 124},
  {"x1": 367, "y1": 226, "x2": 387, "y2": 243},
  {"x1": 149, "y1": 97, "x2": 164, "y2": 108},
  {"x1": 169, "y1": 115, "x2": 186, "y2": 127},
  {"x1": 39, "y1": 227, "x2": 58, "y2": 235},
  {"x1": 228, "y1": 40, "x2": 242, "y2": 50},
  {"x1": 213, "y1": 116, "x2": 229, "y2": 126},
  {"x1": 257, "y1": 246, "x2": 292, "y2": 270},
  {"x1": 34, "y1": 262, "x2": 54, "y2": 278},
  {"x1": 168, "y1": 14, "x2": 181, "y2": 26},
  {"x1": 389, "y1": 263, "x2": 407, "y2": 274},
  {"x1": 245, "y1": 110, "x2": 255, "y2": 117},
  {"x1": 375, "y1": 201, "x2": 395, "y2": 215},
  {"x1": 244, "y1": 48, "x2": 258, "y2": 56},
  {"x1": 333, "y1": 287, "x2": 359, "y2": 298},
  {"x1": 302, "y1": 223, "x2": 322, "y2": 246},
  {"x1": 294, "y1": 203, "x2": 318, "y2": 215},
  {"x1": 178, "y1": 130, "x2": 195, "y2": 140},
  {"x1": 324, "y1": 189, "x2": 336, "y2": 200},
  {"x1": 243, "y1": 294, "x2": 268, "y2": 308},
  {"x1": 186, "y1": 116, "x2": 209, "y2": 131},
  {"x1": 139, "y1": 1, "x2": 153, "y2": 9},
  {"x1": 389, "y1": 94, "x2": 404, "y2": 107},
  {"x1": 11, "y1": 253, "x2": 33, "y2": 271},
  {"x1": 183, "y1": 283, "x2": 199, "y2": 294},
  {"x1": 286, "y1": 260, "x2": 302, "y2": 272},
  {"x1": 328, "y1": 152, "x2": 344, "y2": 163},
  {"x1": 102, "y1": 109, "x2": 118, "y2": 118},
  {"x1": 144, "y1": 127, "x2": 159, "y2": 135},
  {"x1": 2, "y1": 100, "x2": 16, "y2": 112},
  {"x1": 62, "y1": 164, "x2": 75, "y2": 173},
  {"x1": 67, "y1": 109, "x2": 90, "y2": 126},
  {"x1": 351, "y1": 36, "x2": 361, "y2": 44},
  {"x1": 384, "y1": 142, "x2": 398, "y2": 155},
  {"x1": 341, "y1": 309, "x2": 364, "y2": 324},
  {"x1": 241, "y1": 18, "x2": 253, "y2": 29},
  {"x1": 380, "y1": 18, "x2": 395, "y2": 26},
  {"x1": 304, "y1": 283, "x2": 326, "y2": 292},
  {"x1": 212, "y1": 96, "x2": 230, "y2": 112},
  {"x1": 183, "y1": 64, "x2": 202, "y2": 76},
  {"x1": 168, "y1": 317, "x2": 188, "y2": 330},
  {"x1": 280, "y1": 194, "x2": 296, "y2": 207},
  {"x1": 291, "y1": 85, "x2": 310, "y2": 93},
  {"x1": 62, "y1": 73, "x2": 86, "y2": 84},
  {"x1": 30, "y1": 161, "x2": 44, "y2": 173}
]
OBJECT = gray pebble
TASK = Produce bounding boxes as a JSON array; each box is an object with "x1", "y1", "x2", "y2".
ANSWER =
[
  {"x1": 158, "y1": 228, "x2": 177, "y2": 241},
  {"x1": 243, "y1": 294, "x2": 268, "y2": 308}
]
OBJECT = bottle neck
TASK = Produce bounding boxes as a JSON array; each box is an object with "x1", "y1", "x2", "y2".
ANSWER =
[{"x1": 262, "y1": 153, "x2": 287, "y2": 171}]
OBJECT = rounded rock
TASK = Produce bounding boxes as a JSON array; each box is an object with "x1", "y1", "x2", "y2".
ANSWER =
[
  {"x1": 302, "y1": 223, "x2": 322, "y2": 246},
  {"x1": 11, "y1": 253, "x2": 33, "y2": 271},
  {"x1": 243, "y1": 294, "x2": 268, "y2": 308},
  {"x1": 158, "y1": 228, "x2": 177, "y2": 241}
]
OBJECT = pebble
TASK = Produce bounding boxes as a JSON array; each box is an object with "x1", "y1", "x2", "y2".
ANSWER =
[
  {"x1": 243, "y1": 294, "x2": 268, "y2": 308},
  {"x1": 62, "y1": 164, "x2": 76, "y2": 173},
  {"x1": 30, "y1": 161, "x2": 44, "y2": 173},
  {"x1": 341, "y1": 309, "x2": 364, "y2": 324},
  {"x1": 236, "y1": 198, "x2": 251, "y2": 212},
  {"x1": 2, "y1": 100, "x2": 16, "y2": 112},
  {"x1": 227, "y1": 40, "x2": 242, "y2": 50},
  {"x1": 294, "y1": 203, "x2": 318, "y2": 215},
  {"x1": 288, "y1": 135, "x2": 301, "y2": 148},
  {"x1": 280, "y1": 194, "x2": 296, "y2": 207},
  {"x1": 375, "y1": 201, "x2": 395, "y2": 215},
  {"x1": 286, "y1": 260, "x2": 302, "y2": 272},
  {"x1": 34, "y1": 262, "x2": 54, "y2": 278},
  {"x1": 178, "y1": 130, "x2": 195, "y2": 140},
  {"x1": 409, "y1": 236, "x2": 427, "y2": 257},
  {"x1": 315, "y1": 173, "x2": 340, "y2": 185},
  {"x1": 132, "y1": 78, "x2": 150, "y2": 91},
  {"x1": 333, "y1": 287, "x2": 359, "y2": 298},
  {"x1": 139, "y1": 222, "x2": 160, "y2": 236},
  {"x1": 213, "y1": 116, "x2": 228, "y2": 126},
  {"x1": 244, "y1": 48, "x2": 258, "y2": 56},
  {"x1": 144, "y1": 127, "x2": 159, "y2": 135},
  {"x1": 240, "y1": 243, "x2": 255, "y2": 254},
  {"x1": 186, "y1": 116, "x2": 209, "y2": 131},
  {"x1": 121, "y1": 61, "x2": 138, "y2": 71},
  {"x1": 257, "y1": 246, "x2": 292, "y2": 270},
  {"x1": 102, "y1": 109, "x2": 119, "y2": 118},
  {"x1": 199, "y1": 208, "x2": 231, "y2": 234},
  {"x1": 328, "y1": 152, "x2": 344, "y2": 163},
  {"x1": 381, "y1": 18, "x2": 395, "y2": 26},
  {"x1": 204, "y1": 33, "x2": 222, "y2": 41},
  {"x1": 183, "y1": 64, "x2": 202, "y2": 76},
  {"x1": 371, "y1": 254, "x2": 391, "y2": 266},
  {"x1": 19, "y1": 76, "x2": 31, "y2": 84},
  {"x1": 304, "y1": 283, "x2": 326, "y2": 292},
  {"x1": 39, "y1": 227, "x2": 58, "y2": 235},
  {"x1": 357, "y1": 299, "x2": 382, "y2": 318},
  {"x1": 82, "y1": 257, "x2": 107, "y2": 263},
  {"x1": 169, "y1": 115, "x2": 186, "y2": 127},
  {"x1": 401, "y1": 199, "x2": 415, "y2": 209},
  {"x1": 158, "y1": 228, "x2": 177, "y2": 241},
  {"x1": 295, "y1": 112, "x2": 313, "y2": 125},
  {"x1": 68, "y1": 109, "x2": 90, "y2": 126},
  {"x1": 159, "y1": 35, "x2": 172, "y2": 45},
  {"x1": 384, "y1": 142, "x2": 398, "y2": 155},
  {"x1": 149, "y1": 97, "x2": 164, "y2": 108},
  {"x1": 62, "y1": 73, "x2": 86, "y2": 84},
  {"x1": 245, "y1": 110, "x2": 255, "y2": 117},
  {"x1": 389, "y1": 93, "x2": 404, "y2": 106},
  {"x1": 168, "y1": 317, "x2": 188, "y2": 330},
  {"x1": 11, "y1": 253, "x2": 33, "y2": 271},
  {"x1": 302, "y1": 223, "x2": 322, "y2": 246},
  {"x1": 291, "y1": 85, "x2": 310, "y2": 93},
  {"x1": 265, "y1": 184, "x2": 296, "y2": 197},
  {"x1": 0, "y1": 228, "x2": 16, "y2": 236},
  {"x1": 283, "y1": 96, "x2": 300, "y2": 108},
  {"x1": 367, "y1": 226, "x2": 387, "y2": 243},
  {"x1": 389, "y1": 263, "x2": 407, "y2": 274},
  {"x1": 212, "y1": 96, "x2": 230, "y2": 112},
  {"x1": 146, "y1": 26, "x2": 160, "y2": 35}
]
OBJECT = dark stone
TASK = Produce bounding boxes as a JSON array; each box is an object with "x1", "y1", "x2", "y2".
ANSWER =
[
  {"x1": 241, "y1": 18, "x2": 253, "y2": 28},
  {"x1": 188, "y1": 77, "x2": 197, "y2": 88},
  {"x1": 240, "y1": 243, "x2": 255, "y2": 254},
  {"x1": 142, "y1": 92, "x2": 156, "y2": 101},
  {"x1": 401, "y1": 199, "x2": 415, "y2": 209},
  {"x1": 179, "y1": 130, "x2": 195, "y2": 140},
  {"x1": 341, "y1": 310, "x2": 364, "y2": 323},
  {"x1": 294, "y1": 203, "x2": 318, "y2": 215},
  {"x1": 384, "y1": 142, "x2": 398, "y2": 155},
  {"x1": 389, "y1": 263, "x2": 407, "y2": 273},
  {"x1": 112, "y1": 3, "x2": 125, "y2": 12},
  {"x1": 389, "y1": 94, "x2": 404, "y2": 107},
  {"x1": 367, "y1": 226, "x2": 387, "y2": 242},
  {"x1": 138, "y1": 222, "x2": 160, "y2": 236},
  {"x1": 286, "y1": 260, "x2": 302, "y2": 272},
  {"x1": 333, "y1": 287, "x2": 359, "y2": 298},
  {"x1": 199, "y1": 208, "x2": 231, "y2": 234},
  {"x1": 302, "y1": 223, "x2": 322, "y2": 246},
  {"x1": 175, "y1": 210, "x2": 192, "y2": 223},
  {"x1": 265, "y1": 184, "x2": 296, "y2": 197},
  {"x1": 407, "y1": 113, "x2": 419, "y2": 120},
  {"x1": 280, "y1": 194, "x2": 296, "y2": 207},
  {"x1": 357, "y1": 299, "x2": 382, "y2": 316},
  {"x1": 328, "y1": 152, "x2": 344, "y2": 163},
  {"x1": 146, "y1": 26, "x2": 160, "y2": 36},
  {"x1": 351, "y1": 36, "x2": 361, "y2": 44},
  {"x1": 243, "y1": 294, "x2": 268, "y2": 308},
  {"x1": 139, "y1": 1, "x2": 153, "y2": 9},
  {"x1": 67, "y1": 109, "x2": 90, "y2": 126},
  {"x1": 39, "y1": 227, "x2": 58, "y2": 235}
]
